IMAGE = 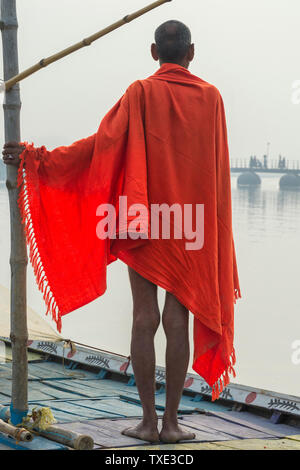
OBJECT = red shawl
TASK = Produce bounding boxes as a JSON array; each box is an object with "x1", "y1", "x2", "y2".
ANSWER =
[{"x1": 18, "y1": 63, "x2": 241, "y2": 401}]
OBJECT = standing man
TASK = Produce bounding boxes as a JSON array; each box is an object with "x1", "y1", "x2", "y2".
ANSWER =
[{"x1": 3, "y1": 20, "x2": 240, "y2": 444}]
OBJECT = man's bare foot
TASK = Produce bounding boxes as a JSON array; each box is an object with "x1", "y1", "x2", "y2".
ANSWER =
[
  {"x1": 159, "y1": 422, "x2": 196, "y2": 443},
  {"x1": 121, "y1": 420, "x2": 160, "y2": 443}
]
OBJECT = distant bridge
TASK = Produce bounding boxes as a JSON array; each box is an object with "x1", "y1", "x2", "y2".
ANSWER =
[{"x1": 230, "y1": 159, "x2": 300, "y2": 174}]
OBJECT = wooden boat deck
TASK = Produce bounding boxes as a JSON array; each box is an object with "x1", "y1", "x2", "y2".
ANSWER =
[{"x1": 0, "y1": 344, "x2": 299, "y2": 450}]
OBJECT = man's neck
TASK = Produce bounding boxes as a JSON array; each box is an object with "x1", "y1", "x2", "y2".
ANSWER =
[{"x1": 159, "y1": 60, "x2": 190, "y2": 70}]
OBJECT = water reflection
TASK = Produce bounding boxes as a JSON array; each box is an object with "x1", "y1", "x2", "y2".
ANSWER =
[
  {"x1": 234, "y1": 185, "x2": 263, "y2": 208},
  {"x1": 277, "y1": 187, "x2": 300, "y2": 213},
  {"x1": 232, "y1": 178, "x2": 300, "y2": 242}
]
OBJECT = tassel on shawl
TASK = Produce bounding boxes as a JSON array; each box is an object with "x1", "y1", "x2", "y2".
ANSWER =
[
  {"x1": 211, "y1": 348, "x2": 236, "y2": 401},
  {"x1": 211, "y1": 288, "x2": 240, "y2": 400},
  {"x1": 17, "y1": 144, "x2": 62, "y2": 333}
]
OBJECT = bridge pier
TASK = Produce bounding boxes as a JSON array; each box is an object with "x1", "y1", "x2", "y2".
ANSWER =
[
  {"x1": 237, "y1": 171, "x2": 261, "y2": 187},
  {"x1": 279, "y1": 173, "x2": 300, "y2": 190}
]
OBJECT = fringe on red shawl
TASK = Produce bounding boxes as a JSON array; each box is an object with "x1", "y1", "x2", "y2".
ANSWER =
[
  {"x1": 211, "y1": 348, "x2": 236, "y2": 401},
  {"x1": 210, "y1": 287, "x2": 241, "y2": 401},
  {"x1": 17, "y1": 143, "x2": 62, "y2": 333}
]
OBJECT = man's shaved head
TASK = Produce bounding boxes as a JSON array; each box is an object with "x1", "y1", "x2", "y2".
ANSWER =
[{"x1": 154, "y1": 20, "x2": 192, "y2": 64}]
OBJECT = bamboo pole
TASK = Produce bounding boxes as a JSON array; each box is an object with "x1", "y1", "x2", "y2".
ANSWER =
[
  {"x1": 35, "y1": 425, "x2": 94, "y2": 450},
  {"x1": 0, "y1": 405, "x2": 92, "y2": 449},
  {"x1": 0, "y1": 0, "x2": 29, "y2": 425},
  {"x1": 3, "y1": 0, "x2": 172, "y2": 92},
  {"x1": 0, "y1": 418, "x2": 33, "y2": 442}
]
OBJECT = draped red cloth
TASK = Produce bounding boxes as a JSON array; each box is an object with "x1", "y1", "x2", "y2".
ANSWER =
[{"x1": 17, "y1": 63, "x2": 240, "y2": 400}]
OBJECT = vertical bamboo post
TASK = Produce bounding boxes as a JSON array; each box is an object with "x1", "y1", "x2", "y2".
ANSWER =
[{"x1": 0, "y1": 0, "x2": 28, "y2": 424}]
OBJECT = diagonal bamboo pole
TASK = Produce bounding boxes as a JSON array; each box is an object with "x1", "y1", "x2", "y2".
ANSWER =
[
  {"x1": 4, "y1": 0, "x2": 172, "y2": 92},
  {"x1": 0, "y1": 0, "x2": 28, "y2": 425}
]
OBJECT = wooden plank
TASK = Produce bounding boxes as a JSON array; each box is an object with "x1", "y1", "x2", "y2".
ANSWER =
[
  {"x1": 120, "y1": 393, "x2": 197, "y2": 414},
  {"x1": 26, "y1": 399, "x2": 131, "y2": 422},
  {"x1": 0, "y1": 366, "x2": 13, "y2": 379},
  {"x1": 27, "y1": 361, "x2": 99, "y2": 381},
  {"x1": 123, "y1": 389, "x2": 231, "y2": 413},
  {"x1": 0, "y1": 379, "x2": 11, "y2": 399},
  {"x1": 180, "y1": 398, "x2": 231, "y2": 413},
  {"x1": 54, "y1": 420, "x2": 150, "y2": 448},
  {"x1": 205, "y1": 410, "x2": 300, "y2": 438},
  {"x1": 60, "y1": 378, "x2": 136, "y2": 394},
  {"x1": 80, "y1": 418, "x2": 154, "y2": 448},
  {"x1": 58, "y1": 417, "x2": 232, "y2": 448},
  {"x1": 40, "y1": 402, "x2": 121, "y2": 421},
  {"x1": 180, "y1": 414, "x2": 276, "y2": 440},
  {"x1": 100, "y1": 437, "x2": 300, "y2": 450},
  {"x1": 28, "y1": 362, "x2": 87, "y2": 381},
  {"x1": 0, "y1": 379, "x2": 87, "y2": 402},
  {"x1": 28, "y1": 381, "x2": 83, "y2": 401},
  {"x1": 175, "y1": 395, "x2": 231, "y2": 413},
  {"x1": 0, "y1": 393, "x2": 11, "y2": 404},
  {"x1": 0, "y1": 363, "x2": 38, "y2": 380},
  {"x1": 71, "y1": 378, "x2": 130, "y2": 390},
  {"x1": 219, "y1": 437, "x2": 300, "y2": 450},
  {"x1": 106, "y1": 442, "x2": 236, "y2": 450},
  {"x1": 180, "y1": 442, "x2": 237, "y2": 450},
  {"x1": 31, "y1": 381, "x2": 92, "y2": 400},
  {"x1": 3, "y1": 379, "x2": 63, "y2": 404},
  {"x1": 28, "y1": 385, "x2": 67, "y2": 402},
  {"x1": 69, "y1": 398, "x2": 147, "y2": 418},
  {"x1": 36, "y1": 380, "x2": 100, "y2": 398},
  {"x1": 51, "y1": 379, "x2": 120, "y2": 395},
  {"x1": 105, "y1": 436, "x2": 300, "y2": 450},
  {"x1": 2, "y1": 360, "x2": 94, "y2": 383},
  {"x1": 40, "y1": 377, "x2": 125, "y2": 396},
  {"x1": 39, "y1": 378, "x2": 140, "y2": 401}
]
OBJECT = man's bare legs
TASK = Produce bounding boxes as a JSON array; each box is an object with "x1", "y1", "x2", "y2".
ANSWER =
[
  {"x1": 159, "y1": 292, "x2": 195, "y2": 443},
  {"x1": 122, "y1": 267, "x2": 195, "y2": 443},
  {"x1": 121, "y1": 267, "x2": 160, "y2": 442}
]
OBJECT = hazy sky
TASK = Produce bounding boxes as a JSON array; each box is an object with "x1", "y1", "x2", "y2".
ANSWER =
[{"x1": 1, "y1": 0, "x2": 300, "y2": 162}]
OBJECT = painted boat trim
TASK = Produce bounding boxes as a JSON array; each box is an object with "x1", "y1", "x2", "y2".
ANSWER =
[{"x1": 1, "y1": 337, "x2": 299, "y2": 418}]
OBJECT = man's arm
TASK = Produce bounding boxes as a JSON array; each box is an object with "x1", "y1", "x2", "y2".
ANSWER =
[{"x1": 2, "y1": 134, "x2": 96, "y2": 191}]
